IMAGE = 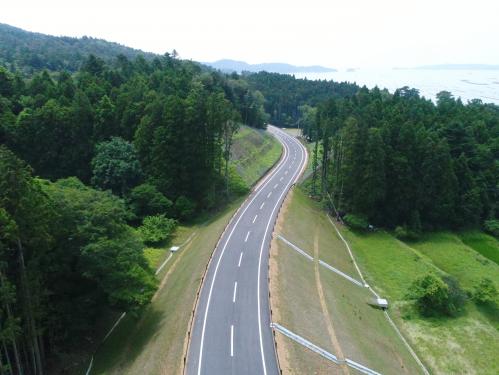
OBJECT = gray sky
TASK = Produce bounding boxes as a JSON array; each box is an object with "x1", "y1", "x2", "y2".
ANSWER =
[{"x1": 2, "y1": 0, "x2": 498, "y2": 69}]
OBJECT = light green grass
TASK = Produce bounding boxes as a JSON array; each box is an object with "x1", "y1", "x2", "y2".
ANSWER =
[
  {"x1": 231, "y1": 125, "x2": 282, "y2": 186},
  {"x1": 459, "y1": 230, "x2": 499, "y2": 265},
  {"x1": 272, "y1": 189, "x2": 423, "y2": 374},
  {"x1": 339, "y1": 227, "x2": 499, "y2": 374},
  {"x1": 90, "y1": 127, "x2": 283, "y2": 375}
]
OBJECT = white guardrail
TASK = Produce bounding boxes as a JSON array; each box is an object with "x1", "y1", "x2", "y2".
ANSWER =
[{"x1": 271, "y1": 322, "x2": 382, "y2": 375}]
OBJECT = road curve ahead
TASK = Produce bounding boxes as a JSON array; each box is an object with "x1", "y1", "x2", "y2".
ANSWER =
[{"x1": 186, "y1": 126, "x2": 307, "y2": 375}]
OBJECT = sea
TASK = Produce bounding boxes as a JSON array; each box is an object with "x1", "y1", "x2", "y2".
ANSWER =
[{"x1": 293, "y1": 69, "x2": 499, "y2": 105}]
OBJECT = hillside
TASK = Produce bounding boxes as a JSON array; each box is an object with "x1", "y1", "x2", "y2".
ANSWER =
[{"x1": 0, "y1": 23, "x2": 157, "y2": 74}]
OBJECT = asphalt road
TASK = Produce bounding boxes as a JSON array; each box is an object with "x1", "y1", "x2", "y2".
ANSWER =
[{"x1": 186, "y1": 126, "x2": 308, "y2": 375}]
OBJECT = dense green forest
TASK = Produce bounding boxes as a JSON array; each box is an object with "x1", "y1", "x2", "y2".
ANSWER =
[
  {"x1": 0, "y1": 23, "x2": 157, "y2": 74},
  {"x1": 245, "y1": 71, "x2": 359, "y2": 126},
  {"x1": 0, "y1": 50, "x2": 270, "y2": 374},
  {"x1": 308, "y1": 87, "x2": 499, "y2": 236}
]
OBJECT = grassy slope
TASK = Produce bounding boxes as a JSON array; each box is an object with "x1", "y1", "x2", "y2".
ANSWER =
[
  {"x1": 231, "y1": 125, "x2": 283, "y2": 187},
  {"x1": 459, "y1": 230, "x2": 499, "y2": 265},
  {"x1": 271, "y1": 189, "x2": 422, "y2": 375},
  {"x1": 90, "y1": 126, "x2": 282, "y2": 375},
  {"x1": 341, "y1": 227, "x2": 499, "y2": 374}
]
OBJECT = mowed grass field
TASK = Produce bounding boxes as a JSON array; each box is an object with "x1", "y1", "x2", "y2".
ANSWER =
[
  {"x1": 270, "y1": 189, "x2": 423, "y2": 375},
  {"x1": 90, "y1": 125, "x2": 282, "y2": 374},
  {"x1": 341, "y1": 223, "x2": 499, "y2": 374}
]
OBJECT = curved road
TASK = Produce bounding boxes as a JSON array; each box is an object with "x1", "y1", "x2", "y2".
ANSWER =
[{"x1": 186, "y1": 126, "x2": 307, "y2": 375}]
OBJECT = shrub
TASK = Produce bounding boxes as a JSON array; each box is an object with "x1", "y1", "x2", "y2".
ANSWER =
[
  {"x1": 175, "y1": 195, "x2": 196, "y2": 220},
  {"x1": 138, "y1": 214, "x2": 177, "y2": 245},
  {"x1": 408, "y1": 273, "x2": 466, "y2": 317},
  {"x1": 129, "y1": 183, "x2": 172, "y2": 220},
  {"x1": 343, "y1": 213, "x2": 368, "y2": 230},
  {"x1": 484, "y1": 219, "x2": 499, "y2": 238},
  {"x1": 395, "y1": 225, "x2": 420, "y2": 241},
  {"x1": 473, "y1": 278, "x2": 498, "y2": 305}
]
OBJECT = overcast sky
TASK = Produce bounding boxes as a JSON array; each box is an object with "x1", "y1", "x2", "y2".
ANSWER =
[{"x1": 2, "y1": 0, "x2": 498, "y2": 69}]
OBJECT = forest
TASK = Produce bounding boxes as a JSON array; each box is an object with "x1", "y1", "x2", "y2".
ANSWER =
[
  {"x1": 0, "y1": 24, "x2": 498, "y2": 374},
  {"x1": 306, "y1": 86, "x2": 499, "y2": 237},
  {"x1": 0, "y1": 52, "x2": 269, "y2": 374}
]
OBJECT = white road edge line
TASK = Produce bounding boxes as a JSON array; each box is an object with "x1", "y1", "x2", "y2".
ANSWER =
[
  {"x1": 238, "y1": 252, "x2": 243, "y2": 267},
  {"x1": 257, "y1": 127, "x2": 306, "y2": 375},
  {"x1": 230, "y1": 325, "x2": 234, "y2": 357},
  {"x1": 196, "y1": 129, "x2": 291, "y2": 375}
]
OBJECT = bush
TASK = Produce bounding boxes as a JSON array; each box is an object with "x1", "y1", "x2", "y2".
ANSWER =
[
  {"x1": 408, "y1": 273, "x2": 466, "y2": 317},
  {"x1": 138, "y1": 214, "x2": 177, "y2": 245},
  {"x1": 129, "y1": 183, "x2": 173, "y2": 220},
  {"x1": 473, "y1": 278, "x2": 498, "y2": 305},
  {"x1": 484, "y1": 219, "x2": 499, "y2": 238},
  {"x1": 395, "y1": 225, "x2": 420, "y2": 241},
  {"x1": 175, "y1": 195, "x2": 196, "y2": 220},
  {"x1": 343, "y1": 213, "x2": 369, "y2": 230}
]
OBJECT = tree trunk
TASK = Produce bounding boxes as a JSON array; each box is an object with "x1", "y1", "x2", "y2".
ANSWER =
[
  {"x1": 1, "y1": 339, "x2": 13, "y2": 375},
  {"x1": 16, "y1": 239, "x2": 43, "y2": 375}
]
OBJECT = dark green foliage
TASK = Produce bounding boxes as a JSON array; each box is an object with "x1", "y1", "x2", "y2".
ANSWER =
[
  {"x1": 91, "y1": 137, "x2": 142, "y2": 195},
  {"x1": 484, "y1": 219, "x2": 499, "y2": 238},
  {"x1": 473, "y1": 278, "x2": 498, "y2": 305},
  {"x1": 245, "y1": 71, "x2": 359, "y2": 127},
  {"x1": 138, "y1": 215, "x2": 177, "y2": 245},
  {"x1": 314, "y1": 87, "x2": 499, "y2": 231},
  {"x1": 175, "y1": 196, "x2": 196, "y2": 220},
  {"x1": 409, "y1": 273, "x2": 466, "y2": 317},
  {"x1": 343, "y1": 214, "x2": 369, "y2": 230},
  {"x1": 129, "y1": 183, "x2": 173, "y2": 220}
]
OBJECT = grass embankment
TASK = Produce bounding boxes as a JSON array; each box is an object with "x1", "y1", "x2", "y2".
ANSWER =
[
  {"x1": 90, "y1": 125, "x2": 282, "y2": 374},
  {"x1": 270, "y1": 189, "x2": 422, "y2": 375},
  {"x1": 341, "y1": 226, "x2": 499, "y2": 374},
  {"x1": 231, "y1": 125, "x2": 283, "y2": 187}
]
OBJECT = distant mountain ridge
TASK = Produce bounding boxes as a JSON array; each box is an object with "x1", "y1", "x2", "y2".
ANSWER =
[
  {"x1": 205, "y1": 59, "x2": 336, "y2": 74},
  {"x1": 0, "y1": 23, "x2": 157, "y2": 74}
]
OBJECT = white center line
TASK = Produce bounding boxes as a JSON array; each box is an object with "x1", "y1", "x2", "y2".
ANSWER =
[
  {"x1": 267, "y1": 192, "x2": 272, "y2": 198},
  {"x1": 273, "y1": 183, "x2": 279, "y2": 189},
  {"x1": 238, "y1": 252, "x2": 243, "y2": 267},
  {"x1": 230, "y1": 325, "x2": 234, "y2": 357},
  {"x1": 259, "y1": 202, "x2": 265, "y2": 210},
  {"x1": 245, "y1": 231, "x2": 251, "y2": 242},
  {"x1": 252, "y1": 215, "x2": 258, "y2": 223},
  {"x1": 233, "y1": 282, "x2": 238, "y2": 303}
]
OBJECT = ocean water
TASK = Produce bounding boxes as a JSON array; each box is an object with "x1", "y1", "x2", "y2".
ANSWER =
[{"x1": 293, "y1": 69, "x2": 499, "y2": 105}]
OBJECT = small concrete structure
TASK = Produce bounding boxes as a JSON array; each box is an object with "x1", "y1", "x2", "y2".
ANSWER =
[
  {"x1": 375, "y1": 298, "x2": 388, "y2": 309},
  {"x1": 170, "y1": 246, "x2": 180, "y2": 253}
]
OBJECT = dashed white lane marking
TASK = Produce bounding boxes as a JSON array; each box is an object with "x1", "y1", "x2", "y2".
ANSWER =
[
  {"x1": 273, "y1": 183, "x2": 279, "y2": 189},
  {"x1": 280, "y1": 177, "x2": 283, "y2": 182},
  {"x1": 245, "y1": 231, "x2": 251, "y2": 242},
  {"x1": 284, "y1": 170, "x2": 288, "y2": 175},
  {"x1": 267, "y1": 192, "x2": 272, "y2": 198},
  {"x1": 238, "y1": 252, "x2": 243, "y2": 267},
  {"x1": 230, "y1": 325, "x2": 234, "y2": 357},
  {"x1": 233, "y1": 282, "x2": 238, "y2": 303},
  {"x1": 252, "y1": 215, "x2": 258, "y2": 224},
  {"x1": 259, "y1": 202, "x2": 265, "y2": 210}
]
